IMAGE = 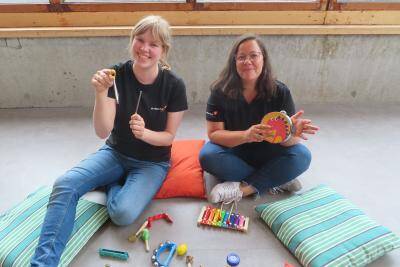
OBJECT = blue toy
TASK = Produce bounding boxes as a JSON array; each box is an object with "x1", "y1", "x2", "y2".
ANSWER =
[
  {"x1": 98, "y1": 248, "x2": 129, "y2": 261},
  {"x1": 151, "y1": 241, "x2": 177, "y2": 267},
  {"x1": 226, "y1": 252, "x2": 240, "y2": 266}
]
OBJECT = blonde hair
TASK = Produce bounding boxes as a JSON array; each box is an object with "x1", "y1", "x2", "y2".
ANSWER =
[{"x1": 129, "y1": 15, "x2": 172, "y2": 70}]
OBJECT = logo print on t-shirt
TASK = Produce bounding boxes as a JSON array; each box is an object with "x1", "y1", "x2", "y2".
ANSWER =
[
  {"x1": 150, "y1": 105, "x2": 167, "y2": 111},
  {"x1": 206, "y1": 110, "x2": 219, "y2": 117}
]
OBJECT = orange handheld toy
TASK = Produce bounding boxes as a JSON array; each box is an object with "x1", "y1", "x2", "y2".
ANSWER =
[{"x1": 261, "y1": 110, "x2": 293, "y2": 144}]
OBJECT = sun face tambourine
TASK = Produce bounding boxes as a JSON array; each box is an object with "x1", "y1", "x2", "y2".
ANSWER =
[{"x1": 261, "y1": 110, "x2": 293, "y2": 144}]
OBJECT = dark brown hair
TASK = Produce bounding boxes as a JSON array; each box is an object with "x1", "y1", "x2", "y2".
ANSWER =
[{"x1": 210, "y1": 34, "x2": 276, "y2": 99}]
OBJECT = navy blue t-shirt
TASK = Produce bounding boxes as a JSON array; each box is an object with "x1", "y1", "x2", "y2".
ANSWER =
[
  {"x1": 106, "y1": 60, "x2": 188, "y2": 162},
  {"x1": 205, "y1": 80, "x2": 295, "y2": 158}
]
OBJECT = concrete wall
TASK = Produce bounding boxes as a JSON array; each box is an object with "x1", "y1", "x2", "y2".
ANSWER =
[{"x1": 1, "y1": 35, "x2": 399, "y2": 108}]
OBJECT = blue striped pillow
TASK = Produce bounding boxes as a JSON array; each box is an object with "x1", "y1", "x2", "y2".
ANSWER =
[
  {"x1": 0, "y1": 187, "x2": 109, "y2": 267},
  {"x1": 255, "y1": 185, "x2": 400, "y2": 267}
]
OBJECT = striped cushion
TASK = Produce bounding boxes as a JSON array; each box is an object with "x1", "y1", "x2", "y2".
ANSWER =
[
  {"x1": 255, "y1": 185, "x2": 400, "y2": 267},
  {"x1": 0, "y1": 187, "x2": 109, "y2": 267}
]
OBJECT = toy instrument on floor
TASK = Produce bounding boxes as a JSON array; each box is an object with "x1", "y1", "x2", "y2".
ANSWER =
[{"x1": 197, "y1": 202, "x2": 249, "y2": 232}]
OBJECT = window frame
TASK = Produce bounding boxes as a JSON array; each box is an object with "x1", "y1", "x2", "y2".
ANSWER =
[
  {"x1": 0, "y1": 0, "x2": 325, "y2": 12},
  {"x1": 1, "y1": 0, "x2": 400, "y2": 37},
  {"x1": 329, "y1": 0, "x2": 400, "y2": 10}
]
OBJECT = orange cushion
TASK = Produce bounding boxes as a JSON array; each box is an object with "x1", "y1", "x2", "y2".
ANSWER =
[{"x1": 154, "y1": 139, "x2": 206, "y2": 199}]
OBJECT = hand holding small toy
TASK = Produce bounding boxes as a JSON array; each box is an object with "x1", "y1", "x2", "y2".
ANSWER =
[
  {"x1": 244, "y1": 124, "x2": 272, "y2": 143},
  {"x1": 91, "y1": 69, "x2": 114, "y2": 94},
  {"x1": 129, "y1": 113, "x2": 146, "y2": 139}
]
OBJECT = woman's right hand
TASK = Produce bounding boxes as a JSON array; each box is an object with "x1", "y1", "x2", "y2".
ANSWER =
[
  {"x1": 244, "y1": 124, "x2": 271, "y2": 143},
  {"x1": 91, "y1": 69, "x2": 114, "y2": 94}
]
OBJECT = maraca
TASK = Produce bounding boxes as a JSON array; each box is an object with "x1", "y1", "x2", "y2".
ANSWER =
[{"x1": 141, "y1": 228, "x2": 150, "y2": 252}]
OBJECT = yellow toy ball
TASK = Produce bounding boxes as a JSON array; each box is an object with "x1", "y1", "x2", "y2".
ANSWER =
[{"x1": 176, "y1": 243, "x2": 188, "y2": 256}]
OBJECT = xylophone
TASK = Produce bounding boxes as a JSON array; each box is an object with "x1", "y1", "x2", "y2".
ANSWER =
[{"x1": 197, "y1": 205, "x2": 249, "y2": 232}]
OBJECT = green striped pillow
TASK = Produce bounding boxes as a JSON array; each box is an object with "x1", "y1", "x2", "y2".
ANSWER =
[
  {"x1": 255, "y1": 185, "x2": 400, "y2": 267},
  {"x1": 0, "y1": 187, "x2": 109, "y2": 267}
]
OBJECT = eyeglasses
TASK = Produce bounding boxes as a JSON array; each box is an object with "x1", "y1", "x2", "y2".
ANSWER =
[{"x1": 235, "y1": 52, "x2": 263, "y2": 63}]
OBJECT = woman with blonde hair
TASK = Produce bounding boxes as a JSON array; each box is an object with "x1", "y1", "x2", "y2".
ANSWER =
[{"x1": 31, "y1": 15, "x2": 187, "y2": 266}]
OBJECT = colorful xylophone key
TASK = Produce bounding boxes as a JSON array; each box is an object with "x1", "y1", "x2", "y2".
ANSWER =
[{"x1": 197, "y1": 206, "x2": 249, "y2": 232}]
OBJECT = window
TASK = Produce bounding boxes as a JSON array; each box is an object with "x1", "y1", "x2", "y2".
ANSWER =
[{"x1": 0, "y1": 0, "x2": 399, "y2": 37}]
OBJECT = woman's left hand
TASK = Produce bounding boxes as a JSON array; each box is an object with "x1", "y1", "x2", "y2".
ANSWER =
[
  {"x1": 129, "y1": 113, "x2": 146, "y2": 139},
  {"x1": 291, "y1": 110, "x2": 320, "y2": 140}
]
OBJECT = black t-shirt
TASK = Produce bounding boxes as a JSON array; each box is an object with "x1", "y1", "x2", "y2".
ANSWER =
[
  {"x1": 106, "y1": 60, "x2": 188, "y2": 162},
  {"x1": 205, "y1": 80, "x2": 295, "y2": 154}
]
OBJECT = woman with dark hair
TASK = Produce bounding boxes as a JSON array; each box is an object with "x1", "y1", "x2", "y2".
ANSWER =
[{"x1": 199, "y1": 34, "x2": 319, "y2": 204}]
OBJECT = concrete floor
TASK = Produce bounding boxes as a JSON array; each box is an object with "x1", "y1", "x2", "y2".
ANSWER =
[{"x1": 0, "y1": 103, "x2": 399, "y2": 267}]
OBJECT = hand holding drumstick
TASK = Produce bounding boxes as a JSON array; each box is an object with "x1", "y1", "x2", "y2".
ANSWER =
[
  {"x1": 129, "y1": 90, "x2": 144, "y2": 139},
  {"x1": 91, "y1": 69, "x2": 114, "y2": 94},
  {"x1": 109, "y1": 69, "x2": 119, "y2": 104}
]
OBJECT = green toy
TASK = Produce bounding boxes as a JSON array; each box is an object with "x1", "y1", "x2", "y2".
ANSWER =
[{"x1": 141, "y1": 228, "x2": 150, "y2": 252}]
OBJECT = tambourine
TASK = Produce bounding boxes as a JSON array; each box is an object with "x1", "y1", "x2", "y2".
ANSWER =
[
  {"x1": 261, "y1": 110, "x2": 293, "y2": 144},
  {"x1": 151, "y1": 241, "x2": 177, "y2": 267}
]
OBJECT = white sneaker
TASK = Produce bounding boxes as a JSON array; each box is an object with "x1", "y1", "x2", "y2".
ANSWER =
[
  {"x1": 209, "y1": 182, "x2": 243, "y2": 204},
  {"x1": 269, "y1": 179, "x2": 302, "y2": 195}
]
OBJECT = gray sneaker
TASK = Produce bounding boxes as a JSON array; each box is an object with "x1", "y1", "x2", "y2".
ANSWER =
[
  {"x1": 209, "y1": 181, "x2": 243, "y2": 204},
  {"x1": 269, "y1": 179, "x2": 302, "y2": 195}
]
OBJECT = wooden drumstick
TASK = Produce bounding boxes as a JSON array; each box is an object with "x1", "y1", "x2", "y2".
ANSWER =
[
  {"x1": 109, "y1": 69, "x2": 119, "y2": 104},
  {"x1": 135, "y1": 90, "x2": 143, "y2": 114}
]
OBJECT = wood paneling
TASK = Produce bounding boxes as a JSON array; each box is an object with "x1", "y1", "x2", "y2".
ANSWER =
[
  {"x1": 0, "y1": 11, "x2": 326, "y2": 28},
  {"x1": 1, "y1": 25, "x2": 400, "y2": 38}
]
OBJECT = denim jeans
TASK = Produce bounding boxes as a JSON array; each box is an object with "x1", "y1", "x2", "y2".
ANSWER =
[
  {"x1": 199, "y1": 141, "x2": 311, "y2": 194},
  {"x1": 31, "y1": 145, "x2": 169, "y2": 267}
]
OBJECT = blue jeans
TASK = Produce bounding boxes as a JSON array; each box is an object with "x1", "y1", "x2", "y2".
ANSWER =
[
  {"x1": 31, "y1": 145, "x2": 169, "y2": 267},
  {"x1": 199, "y1": 141, "x2": 311, "y2": 194}
]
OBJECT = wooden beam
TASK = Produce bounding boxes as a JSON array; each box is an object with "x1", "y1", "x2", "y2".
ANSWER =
[
  {"x1": 0, "y1": 11, "x2": 326, "y2": 28},
  {"x1": 0, "y1": 1, "x2": 323, "y2": 13},
  {"x1": 320, "y1": 0, "x2": 330, "y2": 11},
  {"x1": 326, "y1": 11, "x2": 400, "y2": 24},
  {"x1": 329, "y1": 0, "x2": 400, "y2": 11},
  {"x1": 0, "y1": 3, "x2": 193, "y2": 13},
  {"x1": 193, "y1": 1, "x2": 321, "y2": 11},
  {"x1": 2, "y1": 25, "x2": 400, "y2": 38},
  {"x1": 334, "y1": 3, "x2": 400, "y2": 11},
  {"x1": 1, "y1": 10, "x2": 399, "y2": 28},
  {"x1": 1, "y1": 0, "x2": 399, "y2": 13}
]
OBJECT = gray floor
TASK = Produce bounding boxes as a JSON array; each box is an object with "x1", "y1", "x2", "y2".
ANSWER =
[{"x1": 1, "y1": 103, "x2": 399, "y2": 267}]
